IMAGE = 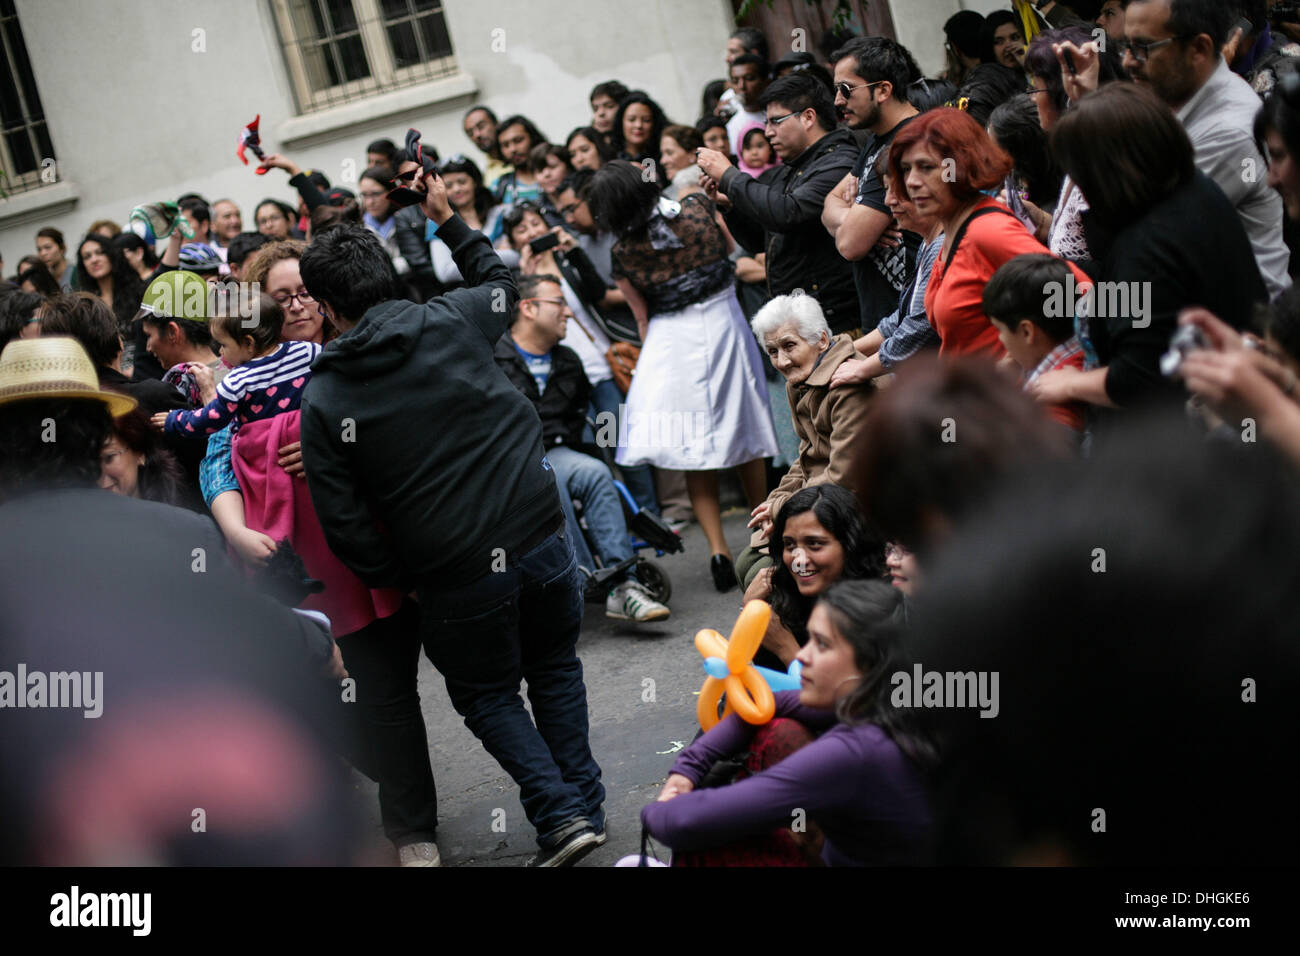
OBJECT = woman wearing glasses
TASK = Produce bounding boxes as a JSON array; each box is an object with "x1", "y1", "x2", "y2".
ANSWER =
[
  {"x1": 429, "y1": 154, "x2": 515, "y2": 291},
  {"x1": 588, "y1": 160, "x2": 777, "y2": 591}
]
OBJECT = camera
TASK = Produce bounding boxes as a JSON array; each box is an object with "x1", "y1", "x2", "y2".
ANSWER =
[
  {"x1": 528, "y1": 233, "x2": 560, "y2": 255},
  {"x1": 1160, "y1": 324, "x2": 1209, "y2": 378}
]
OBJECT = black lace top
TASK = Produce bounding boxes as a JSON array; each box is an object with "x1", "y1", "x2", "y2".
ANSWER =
[{"x1": 610, "y1": 193, "x2": 735, "y2": 315}]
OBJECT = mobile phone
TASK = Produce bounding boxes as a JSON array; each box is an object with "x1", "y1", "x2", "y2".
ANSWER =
[
  {"x1": 1062, "y1": 48, "x2": 1077, "y2": 76},
  {"x1": 1004, "y1": 175, "x2": 1036, "y2": 232},
  {"x1": 529, "y1": 233, "x2": 560, "y2": 255}
]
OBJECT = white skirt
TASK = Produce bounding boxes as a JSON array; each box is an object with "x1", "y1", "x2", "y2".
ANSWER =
[{"x1": 615, "y1": 286, "x2": 778, "y2": 470}]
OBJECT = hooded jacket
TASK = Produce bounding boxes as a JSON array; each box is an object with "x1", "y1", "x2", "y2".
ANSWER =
[
  {"x1": 299, "y1": 213, "x2": 561, "y2": 590},
  {"x1": 493, "y1": 333, "x2": 592, "y2": 450},
  {"x1": 720, "y1": 126, "x2": 861, "y2": 333}
]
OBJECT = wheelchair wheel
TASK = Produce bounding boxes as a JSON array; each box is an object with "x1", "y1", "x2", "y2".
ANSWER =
[{"x1": 635, "y1": 558, "x2": 671, "y2": 604}]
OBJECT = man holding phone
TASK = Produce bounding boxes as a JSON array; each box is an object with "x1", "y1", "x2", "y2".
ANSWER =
[{"x1": 298, "y1": 166, "x2": 607, "y2": 868}]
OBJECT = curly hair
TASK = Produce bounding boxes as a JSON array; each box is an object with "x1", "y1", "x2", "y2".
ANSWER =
[
  {"x1": 0, "y1": 398, "x2": 113, "y2": 500},
  {"x1": 75, "y1": 233, "x2": 144, "y2": 333},
  {"x1": 241, "y1": 239, "x2": 308, "y2": 288},
  {"x1": 108, "y1": 408, "x2": 186, "y2": 506}
]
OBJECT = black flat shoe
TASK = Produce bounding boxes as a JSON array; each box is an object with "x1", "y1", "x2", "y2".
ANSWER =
[{"x1": 711, "y1": 554, "x2": 738, "y2": 592}]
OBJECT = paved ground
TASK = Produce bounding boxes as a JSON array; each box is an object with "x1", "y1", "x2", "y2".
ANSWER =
[{"x1": 350, "y1": 507, "x2": 755, "y2": 866}]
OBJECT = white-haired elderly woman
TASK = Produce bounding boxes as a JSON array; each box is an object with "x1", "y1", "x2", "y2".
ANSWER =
[{"x1": 737, "y1": 291, "x2": 876, "y2": 589}]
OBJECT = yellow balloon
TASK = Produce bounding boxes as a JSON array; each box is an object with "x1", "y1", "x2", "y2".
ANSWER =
[{"x1": 694, "y1": 601, "x2": 777, "y2": 730}]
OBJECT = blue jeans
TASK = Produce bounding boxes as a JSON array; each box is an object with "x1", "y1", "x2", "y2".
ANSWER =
[
  {"x1": 548, "y1": 444, "x2": 633, "y2": 577},
  {"x1": 417, "y1": 527, "x2": 605, "y2": 848},
  {"x1": 586, "y1": 377, "x2": 659, "y2": 515}
]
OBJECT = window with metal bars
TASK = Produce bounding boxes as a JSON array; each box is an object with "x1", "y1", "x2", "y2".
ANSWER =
[
  {"x1": 269, "y1": 0, "x2": 457, "y2": 114},
  {"x1": 0, "y1": 0, "x2": 57, "y2": 197}
]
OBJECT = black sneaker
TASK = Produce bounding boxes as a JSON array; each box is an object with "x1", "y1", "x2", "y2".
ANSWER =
[{"x1": 529, "y1": 826, "x2": 601, "y2": 867}]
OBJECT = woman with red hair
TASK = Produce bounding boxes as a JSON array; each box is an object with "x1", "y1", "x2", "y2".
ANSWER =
[{"x1": 889, "y1": 108, "x2": 1088, "y2": 359}]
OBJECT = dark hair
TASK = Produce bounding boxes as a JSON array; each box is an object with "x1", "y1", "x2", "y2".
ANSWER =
[
  {"x1": 560, "y1": 167, "x2": 597, "y2": 201},
  {"x1": 585, "y1": 160, "x2": 662, "y2": 237},
  {"x1": 565, "y1": 126, "x2": 617, "y2": 167},
  {"x1": 463, "y1": 104, "x2": 498, "y2": 124},
  {"x1": 75, "y1": 234, "x2": 144, "y2": 331},
  {"x1": 528, "y1": 142, "x2": 571, "y2": 175},
  {"x1": 138, "y1": 307, "x2": 213, "y2": 350},
  {"x1": 730, "y1": 26, "x2": 769, "y2": 63},
  {"x1": 760, "y1": 73, "x2": 838, "y2": 132},
  {"x1": 730, "y1": 52, "x2": 770, "y2": 78},
  {"x1": 1026, "y1": 26, "x2": 1126, "y2": 116},
  {"x1": 437, "y1": 154, "x2": 497, "y2": 222},
  {"x1": 832, "y1": 36, "x2": 923, "y2": 106},
  {"x1": 701, "y1": 78, "x2": 727, "y2": 117},
  {"x1": 982, "y1": 253, "x2": 1078, "y2": 343},
  {"x1": 17, "y1": 261, "x2": 59, "y2": 297},
  {"x1": 1051, "y1": 83, "x2": 1195, "y2": 232},
  {"x1": 254, "y1": 199, "x2": 297, "y2": 232},
  {"x1": 769, "y1": 485, "x2": 886, "y2": 647},
  {"x1": 1257, "y1": 282, "x2": 1300, "y2": 362},
  {"x1": 310, "y1": 199, "x2": 361, "y2": 234},
  {"x1": 852, "y1": 357, "x2": 1072, "y2": 557},
  {"x1": 502, "y1": 202, "x2": 549, "y2": 249},
  {"x1": 227, "y1": 232, "x2": 270, "y2": 269},
  {"x1": 1167, "y1": 0, "x2": 1236, "y2": 50},
  {"x1": 496, "y1": 114, "x2": 548, "y2": 154},
  {"x1": 611, "y1": 91, "x2": 670, "y2": 161},
  {"x1": 0, "y1": 290, "x2": 43, "y2": 350},
  {"x1": 978, "y1": 9, "x2": 1022, "y2": 64},
  {"x1": 816, "y1": 579, "x2": 937, "y2": 768},
  {"x1": 512, "y1": 272, "x2": 564, "y2": 323},
  {"x1": 944, "y1": 10, "x2": 986, "y2": 60},
  {"x1": 590, "y1": 80, "x2": 629, "y2": 105},
  {"x1": 909, "y1": 77, "x2": 957, "y2": 113},
  {"x1": 912, "y1": 421, "x2": 1300, "y2": 864},
  {"x1": 0, "y1": 397, "x2": 113, "y2": 499},
  {"x1": 360, "y1": 164, "x2": 394, "y2": 186},
  {"x1": 989, "y1": 94, "x2": 1063, "y2": 208},
  {"x1": 39, "y1": 293, "x2": 122, "y2": 367},
  {"x1": 662, "y1": 123, "x2": 703, "y2": 154},
  {"x1": 36, "y1": 227, "x2": 65, "y2": 250},
  {"x1": 211, "y1": 292, "x2": 282, "y2": 353},
  {"x1": 299, "y1": 223, "x2": 398, "y2": 324},
  {"x1": 1255, "y1": 83, "x2": 1300, "y2": 163},
  {"x1": 179, "y1": 197, "x2": 211, "y2": 228},
  {"x1": 107, "y1": 408, "x2": 185, "y2": 506},
  {"x1": 176, "y1": 192, "x2": 207, "y2": 206},
  {"x1": 889, "y1": 108, "x2": 1014, "y2": 202},
  {"x1": 695, "y1": 114, "x2": 728, "y2": 136},
  {"x1": 112, "y1": 232, "x2": 160, "y2": 270},
  {"x1": 365, "y1": 138, "x2": 399, "y2": 164}
]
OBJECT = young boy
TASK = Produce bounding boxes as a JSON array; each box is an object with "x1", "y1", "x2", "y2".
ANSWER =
[{"x1": 982, "y1": 253, "x2": 1087, "y2": 434}]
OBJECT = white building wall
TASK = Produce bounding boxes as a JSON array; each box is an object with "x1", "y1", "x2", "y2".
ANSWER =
[{"x1": 1, "y1": 0, "x2": 733, "y2": 261}]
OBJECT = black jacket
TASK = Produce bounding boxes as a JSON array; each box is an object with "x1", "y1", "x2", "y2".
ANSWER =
[
  {"x1": 956, "y1": 63, "x2": 1023, "y2": 127},
  {"x1": 299, "y1": 213, "x2": 561, "y2": 590},
  {"x1": 394, "y1": 205, "x2": 438, "y2": 300},
  {"x1": 720, "y1": 127, "x2": 861, "y2": 332},
  {"x1": 494, "y1": 333, "x2": 592, "y2": 449}
]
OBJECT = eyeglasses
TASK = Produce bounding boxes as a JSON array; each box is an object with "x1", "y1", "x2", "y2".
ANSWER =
[
  {"x1": 273, "y1": 290, "x2": 315, "y2": 308},
  {"x1": 1115, "y1": 35, "x2": 1187, "y2": 63},
  {"x1": 558, "y1": 200, "x2": 584, "y2": 216},
  {"x1": 834, "y1": 79, "x2": 886, "y2": 100},
  {"x1": 1025, "y1": 84, "x2": 1051, "y2": 96},
  {"x1": 764, "y1": 110, "x2": 804, "y2": 129},
  {"x1": 523, "y1": 297, "x2": 566, "y2": 308}
]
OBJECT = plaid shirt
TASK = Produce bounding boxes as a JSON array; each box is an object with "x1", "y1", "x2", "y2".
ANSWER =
[
  {"x1": 1025, "y1": 337, "x2": 1084, "y2": 386},
  {"x1": 198, "y1": 424, "x2": 238, "y2": 508}
]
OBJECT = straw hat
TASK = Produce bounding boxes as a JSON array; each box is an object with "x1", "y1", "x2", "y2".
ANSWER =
[{"x1": 0, "y1": 337, "x2": 138, "y2": 417}]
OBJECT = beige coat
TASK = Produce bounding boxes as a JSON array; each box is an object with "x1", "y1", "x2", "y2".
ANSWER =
[{"x1": 752, "y1": 333, "x2": 874, "y2": 548}]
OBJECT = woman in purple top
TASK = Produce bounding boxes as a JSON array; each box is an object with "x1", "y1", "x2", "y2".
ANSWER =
[{"x1": 641, "y1": 579, "x2": 934, "y2": 866}]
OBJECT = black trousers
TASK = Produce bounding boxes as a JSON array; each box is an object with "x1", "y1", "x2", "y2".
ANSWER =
[{"x1": 335, "y1": 598, "x2": 438, "y2": 846}]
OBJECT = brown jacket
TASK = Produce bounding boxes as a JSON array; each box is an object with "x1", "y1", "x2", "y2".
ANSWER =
[{"x1": 752, "y1": 333, "x2": 874, "y2": 548}]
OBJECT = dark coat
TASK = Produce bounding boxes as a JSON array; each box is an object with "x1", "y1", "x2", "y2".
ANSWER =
[
  {"x1": 494, "y1": 333, "x2": 592, "y2": 449},
  {"x1": 299, "y1": 213, "x2": 560, "y2": 590},
  {"x1": 720, "y1": 126, "x2": 861, "y2": 333}
]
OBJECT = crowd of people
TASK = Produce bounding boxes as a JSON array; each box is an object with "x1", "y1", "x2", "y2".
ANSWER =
[{"x1": 2, "y1": 0, "x2": 1299, "y2": 867}]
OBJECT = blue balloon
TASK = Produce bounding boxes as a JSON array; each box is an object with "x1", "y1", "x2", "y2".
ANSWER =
[
  {"x1": 702, "y1": 656, "x2": 729, "y2": 680},
  {"x1": 755, "y1": 661, "x2": 802, "y2": 692}
]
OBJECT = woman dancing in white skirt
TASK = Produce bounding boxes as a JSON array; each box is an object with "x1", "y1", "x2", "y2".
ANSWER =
[{"x1": 588, "y1": 161, "x2": 777, "y2": 591}]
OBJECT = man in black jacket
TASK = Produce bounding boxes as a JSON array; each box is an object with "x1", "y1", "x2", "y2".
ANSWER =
[
  {"x1": 298, "y1": 173, "x2": 606, "y2": 867},
  {"x1": 494, "y1": 273, "x2": 670, "y2": 624},
  {"x1": 697, "y1": 73, "x2": 862, "y2": 334}
]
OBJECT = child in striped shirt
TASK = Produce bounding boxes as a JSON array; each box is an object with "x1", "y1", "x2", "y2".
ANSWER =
[{"x1": 153, "y1": 294, "x2": 320, "y2": 438}]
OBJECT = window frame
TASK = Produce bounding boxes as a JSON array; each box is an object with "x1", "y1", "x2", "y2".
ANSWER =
[
  {"x1": 269, "y1": 0, "x2": 458, "y2": 115},
  {"x1": 0, "y1": 0, "x2": 56, "y2": 197}
]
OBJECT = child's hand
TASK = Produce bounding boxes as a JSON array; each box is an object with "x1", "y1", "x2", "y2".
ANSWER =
[
  {"x1": 743, "y1": 565, "x2": 774, "y2": 604},
  {"x1": 150, "y1": 412, "x2": 169, "y2": 431},
  {"x1": 187, "y1": 362, "x2": 217, "y2": 404},
  {"x1": 231, "y1": 528, "x2": 277, "y2": 568},
  {"x1": 657, "y1": 773, "x2": 695, "y2": 802}
]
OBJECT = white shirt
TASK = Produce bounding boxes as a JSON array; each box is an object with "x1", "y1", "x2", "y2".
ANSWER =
[
  {"x1": 726, "y1": 107, "x2": 767, "y2": 156},
  {"x1": 558, "y1": 275, "x2": 612, "y2": 386}
]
